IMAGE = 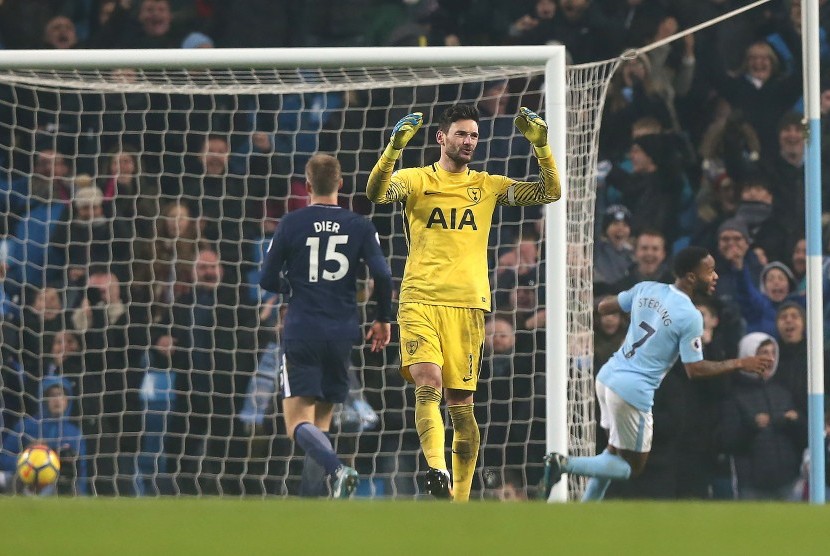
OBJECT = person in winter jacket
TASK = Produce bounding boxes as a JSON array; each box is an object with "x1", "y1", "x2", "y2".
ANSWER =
[
  {"x1": 719, "y1": 332, "x2": 806, "y2": 500},
  {"x1": 0, "y1": 376, "x2": 88, "y2": 495}
]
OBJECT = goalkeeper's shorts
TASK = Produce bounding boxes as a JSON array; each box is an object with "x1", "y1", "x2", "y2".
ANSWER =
[{"x1": 397, "y1": 302, "x2": 485, "y2": 391}]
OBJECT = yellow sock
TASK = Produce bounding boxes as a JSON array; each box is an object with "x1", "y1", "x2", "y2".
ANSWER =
[
  {"x1": 448, "y1": 403, "x2": 479, "y2": 502},
  {"x1": 414, "y1": 385, "x2": 446, "y2": 471}
]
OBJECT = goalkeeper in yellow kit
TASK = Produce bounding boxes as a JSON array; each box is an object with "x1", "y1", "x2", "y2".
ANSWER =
[{"x1": 366, "y1": 103, "x2": 561, "y2": 501}]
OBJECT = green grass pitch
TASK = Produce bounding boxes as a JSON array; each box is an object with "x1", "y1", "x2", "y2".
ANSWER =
[{"x1": 2, "y1": 498, "x2": 829, "y2": 554}]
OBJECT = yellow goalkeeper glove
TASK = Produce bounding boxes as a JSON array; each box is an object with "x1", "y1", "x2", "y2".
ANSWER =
[
  {"x1": 383, "y1": 112, "x2": 423, "y2": 160},
  {"x1": 514, "y1": 107, "x2": 551, "y2": 157}
]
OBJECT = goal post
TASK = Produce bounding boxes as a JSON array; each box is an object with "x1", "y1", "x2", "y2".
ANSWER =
[{"x1": 0, "y1": 45, "x2": 606, "y2": 499}]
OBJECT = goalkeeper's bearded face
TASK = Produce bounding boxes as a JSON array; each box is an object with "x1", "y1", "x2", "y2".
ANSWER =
[{"x1": 437, "y1": 120, "x2": 479, "y2": 164}]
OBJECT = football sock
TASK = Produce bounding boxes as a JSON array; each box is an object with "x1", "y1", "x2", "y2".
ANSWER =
[
  {"x1": 414, "y1": 385, "x2": 447, "y2": 471},
  {"x1": 564, "y1": 449, "x2": 631, "y2": 481},
  {"x1": 448, "y1": 403, "x2": 479, "y2": 502},
  {"x1": 581, "y1": 478, "x2": 612, "y2": 502},
  {"x1": 293, "y1": 422, "x2": 341, "y2": 476},
  {"x1": 299, "y1": 431, "x2": 330, "y2": 497}
]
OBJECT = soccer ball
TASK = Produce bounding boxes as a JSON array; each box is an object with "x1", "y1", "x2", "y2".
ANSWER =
[{"x1": 16, "y1": 444, "x2": 61, "y2": 491}]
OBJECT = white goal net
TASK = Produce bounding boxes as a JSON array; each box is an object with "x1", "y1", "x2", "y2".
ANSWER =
[{"x1": 0, "y1": 47, "x2": 614, "y2": 498}]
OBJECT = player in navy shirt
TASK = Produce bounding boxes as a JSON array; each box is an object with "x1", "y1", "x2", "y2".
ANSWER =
[
  {"x1": 542, "y1": 246, "x2": 772, "y2": 501},
  {"x1": 260, "y1": 154, "x2": 392, "y2": 497}
]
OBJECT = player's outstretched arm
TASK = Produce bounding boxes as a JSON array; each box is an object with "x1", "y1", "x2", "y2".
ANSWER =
[
  {"x1": 685, "y1": 354, "x2": 773, "y2": 379},
  {"x1": 366, "y1": 112, "x2": 423, "y2": 204},
  {"x1": 497, "y1": 107, "x2": 561, "y2": 206}
]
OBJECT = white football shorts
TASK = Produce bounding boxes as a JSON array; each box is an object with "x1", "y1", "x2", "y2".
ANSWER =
[{"x1": 596, "y1": 379, "x2": 653, "y2": 453}]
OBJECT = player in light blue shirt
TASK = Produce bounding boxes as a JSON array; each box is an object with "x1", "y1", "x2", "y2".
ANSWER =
[{"x1": 542, "y1": 246, "x2": 772, "y2": 501}]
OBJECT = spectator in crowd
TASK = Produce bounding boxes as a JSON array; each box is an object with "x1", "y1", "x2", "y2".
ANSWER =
[
  {"x1": 719, "y1": 332, "x2": 806, "y2": 501},
  {"x1": 0, "y1": 376, "x2": 88, "y2": 495},
  {"x1": 209, "y1": 0, "x2": 307, "y2": 48},
  {"x1": 601, "y1": 55, "x2": 674, "y2": 161},
  {"x1": 694, "y1": 297, "x2": 737, "y2": 498},
  {"x1": 765, "y1": 112, "x2": 808, "y2": 237},
  {"x1": 50, "y1": 185, "x2": 133, "y2": 284},
  {"x1": 85, "y1": 0, "x2": 135, "y2": 48},
  {"x1": 71, "y1": 269, "x2": 147, "y2": 495},
  {"x1": 692, "y1": 114, "x2": 759, "y2": 253},
  {"x1": 2, "y1": 146, "x2": 71, "y2": 311},
  {"x1": 613, "y1": 229, "x2": 673, "y2": 292},
  {"x1": 703, "y1": 40, "x2": 802, "y2": 158},
  {"x1": 98, "y1": 145, "x2": 159, "y2": 244},
  {"x1": 424, "y1": 0, "x2": 513, "y2": 47},
  {"x1": 790, "y1": 237, "x2": 807, "y2": 294},
  {"x1": 167, "y1": 248, "x2": 257, "y2": 495},
  {"x1": 475, "y1": 80, "x2": 536, "y2": 249},
  {"x1": 774, "y1": 301, "x2": 809, "y2": 418},
  {"x1": 733, "y1": 175, "x2": 790, "y2": 265},
  {"x1": 548, "y1": 0, "x2": 624, "y2": 64},
  {"x1": 734, "y1": 260, "x2": 797, "y2": 338},
  {"x1": 183, "y1": 135, "x2": 254, "y2": 285},
  {"x1": 42, "y1": 329, "x2": 84, "y2": 392},
  {"x1": 592, "y1": 294, "x2": 626, "y2": 374},
  {"x1": 712, "y1": 218, "x2": 763, "y2": 345},
  {"x1": 2, "y1": 285, "x2": 65, "y2": 416},
  {"x1": 508, "y1": 0, "x2": 558, "y2": 46},
  {"x1": 42, "y1": 15, "x2": 78, "y2": 49},
  {"x1": 605, "y1": 132, "x2": 686, "y2": 247},
  {"x1": 594, "y1": 204, "x2": 634, "y2": 291},
  {"x1": 153, "y1": 200, "x2": 199, "y2": 306},
  {"x1": 644, "y1": 22, "x2": 696, "y2": 134},
  {"x1": 766, "y1": 0, "x2": 829, "y2": 78},
  {"x1": 117, "y1": 0, "x2": 180, "y2": 49},
  {"x1": 479, "y1": 314, "x2": 536, "y2": 472}
]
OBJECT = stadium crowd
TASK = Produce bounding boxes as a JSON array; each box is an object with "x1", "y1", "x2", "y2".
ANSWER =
[{"x1": 0, "y1": 0, "x2": 829, "y2": 501}]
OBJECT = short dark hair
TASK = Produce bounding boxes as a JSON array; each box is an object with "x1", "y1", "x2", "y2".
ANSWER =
[
  {"x1": 673, "y1": 246, "x2": 710, "y2": 278},
  {"x1": 438, "y1": 103, "x2": 479, "y2": 133},
  {"x1": 305, "y1": 153, "x2": 341, "y2": 196}
]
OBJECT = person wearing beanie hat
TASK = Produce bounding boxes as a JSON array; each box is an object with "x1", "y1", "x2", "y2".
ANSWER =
[
  {"x1": 716, "y1": 217, "x2": 750, "y2": 243},
  {"x1": 594, "y1": 204, "x2": 634, "y2": 289},
  {"x1": 734, "y1": 257, "x2": 799, "y2": 338},
  {"x1": 713, "y1": 214, "x2": 765, "y2": 319},
  {"x1": 760, "y1": 261, "x2": 796, "y2": 297},
  {"x1": 601, "y1": 204, "x2": 632, "y2": 233}
]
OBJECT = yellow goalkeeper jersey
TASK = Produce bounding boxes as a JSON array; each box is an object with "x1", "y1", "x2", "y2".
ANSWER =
[{"x1": 367, "y1": 155, "x2": 560, "y2": 311}]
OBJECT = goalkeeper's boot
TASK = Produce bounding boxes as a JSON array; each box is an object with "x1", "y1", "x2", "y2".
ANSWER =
[
  {"x1": 424, "y1": 468, "x2": 453, "y2": 500},
  {"x1": 332, "y1": 465, "x2": 359, "y2": 499},
  {"x1": 541, "y1": 452, "x2": 567, "y2": 499}
]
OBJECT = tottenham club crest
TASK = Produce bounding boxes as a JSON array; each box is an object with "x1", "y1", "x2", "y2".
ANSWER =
[
  {"x1": 467, "y1": 186, "x2": 482, "y2": 204},
  {"x1": 406, "y1": 340, "x2": 419, "y2": 355}
]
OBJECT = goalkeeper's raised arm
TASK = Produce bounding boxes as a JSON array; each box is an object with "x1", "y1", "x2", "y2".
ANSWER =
[
  {"x1": 497, "y1": 107, "x2": 561, "y2": 206},
  {"x1": 365, "y1": 112, "x2": 422, "y2": 204}
]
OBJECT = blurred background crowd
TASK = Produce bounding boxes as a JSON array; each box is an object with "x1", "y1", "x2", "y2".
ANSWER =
[{"x1": 0, "y1": 0, "x2": 828, "y2": 501}]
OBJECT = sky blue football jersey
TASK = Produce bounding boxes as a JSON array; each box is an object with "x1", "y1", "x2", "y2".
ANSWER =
[{"x1": 597, "y1": 281, "x2": 704, "y2": 411}]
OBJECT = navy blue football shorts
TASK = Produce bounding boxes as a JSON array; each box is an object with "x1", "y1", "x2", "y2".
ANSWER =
[{"x1": 279, "y1": 339, "x2": 353, "y2": 404}]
